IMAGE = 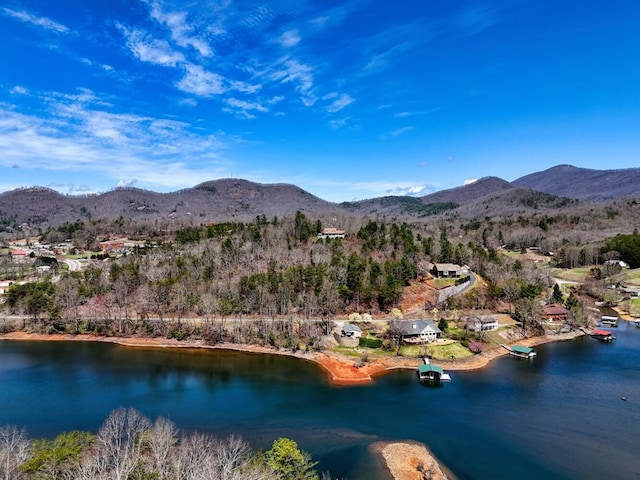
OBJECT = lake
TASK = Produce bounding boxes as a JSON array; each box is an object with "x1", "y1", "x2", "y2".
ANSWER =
[{"x1": 1, "y1": 323, "x2": 640, "y2": 479}]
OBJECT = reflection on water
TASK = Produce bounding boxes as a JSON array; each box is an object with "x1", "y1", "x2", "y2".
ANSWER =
[{"x1": 2, "y1": 324, "x2": 640, "y2": 480}]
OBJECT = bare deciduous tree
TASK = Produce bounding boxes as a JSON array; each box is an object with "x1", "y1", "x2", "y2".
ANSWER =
[
  {"x1": 0, "y1": 425, "x2": 29, "y2": 480},
  {"x1": 95, "y1": 407, "x2": 151, "y2": 480}
]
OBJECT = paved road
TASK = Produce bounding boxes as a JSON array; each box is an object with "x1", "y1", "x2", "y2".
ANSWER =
[{"x1": 63, "y1": 259, "x2": 85, "y2": 272}]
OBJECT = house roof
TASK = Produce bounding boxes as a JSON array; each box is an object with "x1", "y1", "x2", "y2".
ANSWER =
[
  {"x1": 397, "y1": 320, "x2": 441, "y2": 336},
  {"x1": 342, "y1": 324, "x2": 362, "y2": 333},
  {"x1": 418, "y1": 364, "x2": 443, "y2": 374},
  {"x1": 467, "y1": 315, "x2": 498, "y2": 324},
  {"x1": 433, "y1": 263, "x2": 461, "y2": 271},
  {"x1": 511, "y1": 345, "x2": 534, "y2": 354},
  {"x1": 322, "y1": 227, "x2": 345, "y2": 234},
  {"x1": 592, "y1": 329, "x2": 611, "y2": 336},
  {"x1": 544, "y1": 304, "x2": 569, "y2": 315}
]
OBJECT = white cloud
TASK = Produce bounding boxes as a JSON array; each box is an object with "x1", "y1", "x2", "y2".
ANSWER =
[
  {"x1": 117, "y1": 179, "x2": 138, "y2": 188},
  {"x1": 148, "y1": 2, "x2": 213, "y2": 57},
  {"x1": 463, "y1": 178, "x2": 478, "y2": 185},
  {"x1": 325, "y1": 93, "x2": 354, "y2": 113},
  {"x1": 80, "y1": 57, "x2": 115, "y2": 72},
  {"x1": 279, "y1": 29, "x2": 301, "y2": 48},
  {"x1": 386, "y1": 184, "x2": 433, "y2": 196},
  {"x1": 177, "y1": 64, "x2": 225, "y2": 96},
  {"x1": 229, "y1": 80, "x2": 262, "y2": 94},
  {"x1": 117, "y1": 24, "x2": 185, "y2": 66},
  {"x1": 329, "y1": 117, "x2": 350, "y2": 129},
  {"x1": 10, "y1": 86, "x2": 29, "y2": 95},
  {"x1": 2, "y1": 8, "x2": 69, "y2": 34},
  {"x1": 308, "y1": 178, "x2": 436, "y2": 200},
  {"x1": 0, "y1": 91, "x2": 230, "y2": 191},
  {"x1": 224, "y1": 98, "x2": 268, "y2": 119},
  {"x1": 382, "y1": 126, "x2": 414, "y2": 139},
  {"x1": 270, "y1": 58, "x2": 316, "y2": 106}
]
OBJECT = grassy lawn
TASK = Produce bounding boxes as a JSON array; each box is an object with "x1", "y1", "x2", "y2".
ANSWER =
[
  {"x1": 623, "y1": 269, "x2": 640, "y2": 286},
  {"x1": 548, "y1": 267, "x2": 591, "y2": 282},
  {"x1": 431, "y1": 278, "x2": 457, "y2": 289},
  {"x1": 484, "y1": 328, "x2": 514, "y2": 347},
  {"x1": 329, "y1": 345, "x2": 367, "y2": 357},
  {"x1": 630, "y1": 298, "x2": 640, "y2": 316},
  {"x1": 399, "y1": 341, "x2": 473, "y2": 360}
]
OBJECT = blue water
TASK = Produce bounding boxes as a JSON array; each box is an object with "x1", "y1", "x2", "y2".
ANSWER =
[{"x1": 1, "y1": 323, "x2": 640, "y2": 479}]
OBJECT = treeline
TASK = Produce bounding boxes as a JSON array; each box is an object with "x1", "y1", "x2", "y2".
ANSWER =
[
  {"x1": 5, "y1": 215, "x2": 453, "y2": 324},
  {"x1": 2, "y1": 210, "x2": 605, "y2": 338},
  {"x1": 0, "y1": 408, "x2": 331, "y2": 480},
  {"x1": 602, "y1": 230, "x2": 640, "y2": 268}
]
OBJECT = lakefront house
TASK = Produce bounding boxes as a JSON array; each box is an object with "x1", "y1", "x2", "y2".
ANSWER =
[{"x1": 396, "y1": 320, "x2": 442, "y2": 343}]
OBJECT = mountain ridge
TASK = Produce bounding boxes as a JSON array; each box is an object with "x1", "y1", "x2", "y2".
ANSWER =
[{"x1": 1, "y1": 165, "x2": 639, "y2": 229}]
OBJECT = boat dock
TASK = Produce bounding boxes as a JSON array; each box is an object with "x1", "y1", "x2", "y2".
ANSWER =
[
  {"x1": 600, "y1": 315, "x2": 619, "y2": 327},
  {"x1": 589, "y1": 328, "x2": 615, "y2": 341},
  {"x1": 417, "y1": 358, "x2": 451, "y2": 383},
  {"x1": 502, "y1": 344, "x2": 537, "y2": 359}
]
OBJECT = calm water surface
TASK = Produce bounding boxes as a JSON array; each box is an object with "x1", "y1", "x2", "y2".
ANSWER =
[{"x1": 1, "y1": 323, "x2": 640, "y2": 479}]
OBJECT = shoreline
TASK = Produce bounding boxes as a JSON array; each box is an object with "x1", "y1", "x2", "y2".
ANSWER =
[
  {"x1": 0, "y1": 329, "x2": 586, "y2": 385},
  {"x1": 0, "y1": 328, "x2": 586, "y2": 480},
  {"x1": 370, "y1": 440, "x2": 455, "y2": 480}
]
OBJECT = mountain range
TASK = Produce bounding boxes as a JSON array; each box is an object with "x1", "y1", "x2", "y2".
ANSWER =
[{"x1": 1, "y1": 165, "x2": 639, "y2": 229}]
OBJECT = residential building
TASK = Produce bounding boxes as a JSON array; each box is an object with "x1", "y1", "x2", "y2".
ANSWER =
[
  {"x1": 466, "y1": 315, "x2": 499, "y2": 332},
  {"x1": 396, "y1": 320, "x2": 442, "y2": 343}
]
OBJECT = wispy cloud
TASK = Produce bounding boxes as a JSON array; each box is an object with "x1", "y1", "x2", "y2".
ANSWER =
[
  {"x1": 81, "y1": 57, "x2": 114, "y2": 72},
  {"x1": 362, "y1": 23, "x2": 426, "y2": 73},
  {"x1": 270, "y1": 58, "x2": 316, "y2": 106},
  {"x1": 147, "y1": 1, "x2": 213, "y2": 57},
  {"x1": 279, "y1": 29, "x2": 301, "y2": 48},
  {"x1": 393, "y1": 107, "x2": 440, "y2": 118},
  {"x1": 224, "y1": 98, "x2": 268, "y2": 119},
  {"x1": 382, "y1": 126, "x2": 414, "y2": 139},
  {"x1": 463, "y1": 178, "x2": 478, "y2": 185},
  {"x1": 325, "y1": 93, "x2": 354, "y2": 113},
  {"x1": 177, "y1": 64, "x2": 225, "y2": 96},
  {"x1": 117, "y1": 23, "x2": 184, "y2": 66},
  {"x1": 453, "y1": 6, "x2": 498, "y2": 35},
  {"x1": 2, "y1": 8, "x2": 69, "y2": 34},
  {"x1": 0, "y1": 89, "x2": 231, "y2": 192}
]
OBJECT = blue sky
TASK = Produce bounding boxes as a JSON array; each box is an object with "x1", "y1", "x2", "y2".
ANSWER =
[{"x1": 1, "y1": 0, "x2": 639, "y2": 202}]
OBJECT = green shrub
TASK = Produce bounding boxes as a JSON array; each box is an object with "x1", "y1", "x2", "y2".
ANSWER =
[{"x1": 359, "y1": 336, "x2": 383, "y2": 348}]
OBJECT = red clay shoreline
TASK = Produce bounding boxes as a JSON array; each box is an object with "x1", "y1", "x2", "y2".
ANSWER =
[
  {"x1": 0, "y1": 329, "x2": 587, "y2": 480},
  {"x1": 0, "y1": 329, "x2": 585, "y2": 385}
]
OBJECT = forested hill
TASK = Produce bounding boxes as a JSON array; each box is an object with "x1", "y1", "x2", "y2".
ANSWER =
[
  {"x1": 1, "y1": 165, "x2": 640, "y2": 230},
  {"x1": 512, "y1": 164, "x2": 640, "y2": 200}
]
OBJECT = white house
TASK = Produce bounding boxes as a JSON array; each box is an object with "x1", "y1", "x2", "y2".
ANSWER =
[
  {"x1": 341, "y1": 324, "x2": 362, "y2": 339},
  {"x1": 466, "y1": 315, "x2": 499, "y2": 332},
  {"x1": 396, "y1": 320, "x2": 442, "y2": 343},
  {"x1": 317, "y1": 228, "x2": 346, "y2": 239}
]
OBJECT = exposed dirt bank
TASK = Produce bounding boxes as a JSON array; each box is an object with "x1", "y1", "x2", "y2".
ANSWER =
[{"x1": 370, "y1": 441, "x2": 455, "y2": 480}]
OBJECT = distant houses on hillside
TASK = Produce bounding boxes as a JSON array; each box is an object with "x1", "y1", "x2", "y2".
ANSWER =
[
  {"x1": 317, "y1": 227, "x2": 346, "y2": 239},
  {"x1": 99, "y1": 238, "x2": 148, "y2": 254},
  {"x1": 430, "y1": 263, "x2": 463, "y2": 278}
]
